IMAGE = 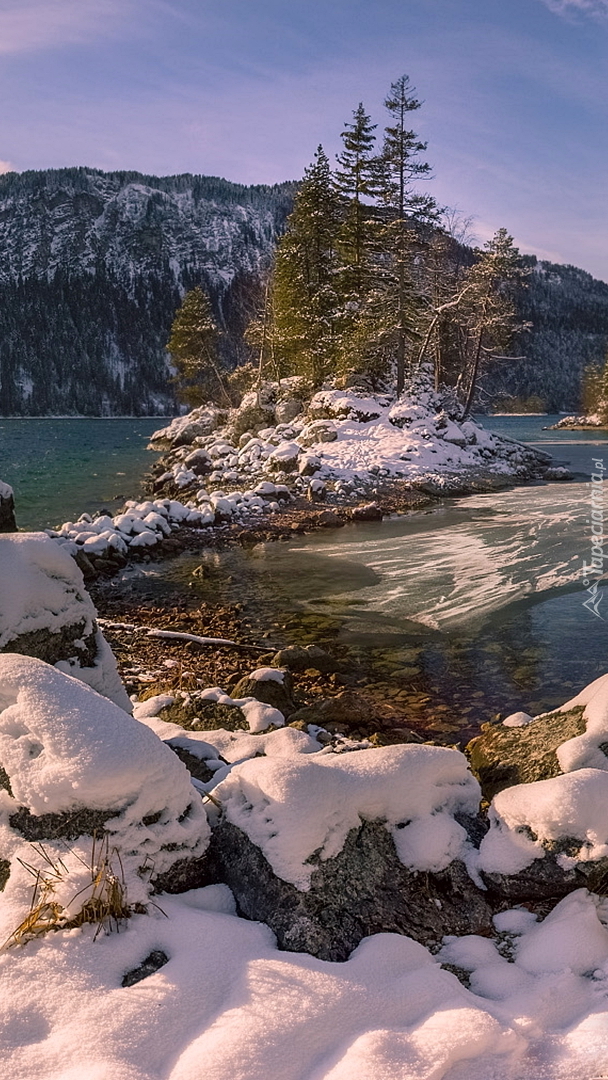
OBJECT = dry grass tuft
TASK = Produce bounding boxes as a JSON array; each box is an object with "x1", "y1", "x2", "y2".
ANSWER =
[{"x1": 5, "y1": 834, "x2": 132, "y2": 948}]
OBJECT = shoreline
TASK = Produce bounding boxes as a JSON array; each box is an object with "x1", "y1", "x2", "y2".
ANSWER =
[{"x1": 87, "y1": 465, "x2": 565, "y2": 752}]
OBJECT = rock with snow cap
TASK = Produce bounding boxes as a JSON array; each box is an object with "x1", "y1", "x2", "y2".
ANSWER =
[
  {"x1": 231, "y1": 667, "x2": 296, "y2": 718},
  {"x1": 0, "y1": 656, "x2": 211, "y2": 913},
  {"x1": 207, "y1": 743, "x2": 491, "y2": 959},
  {"x1": 0, "y1": 533, "x2": 131, "y2": 710}
]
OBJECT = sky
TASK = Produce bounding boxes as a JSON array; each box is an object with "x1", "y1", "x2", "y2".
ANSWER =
[{"x1": 0, "y1": 0, "x2": 606, "y2": 280}]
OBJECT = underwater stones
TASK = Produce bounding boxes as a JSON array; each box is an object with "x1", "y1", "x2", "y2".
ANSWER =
[{"x1": 270, "y1": 645, "x2": 341, "y2": 675}]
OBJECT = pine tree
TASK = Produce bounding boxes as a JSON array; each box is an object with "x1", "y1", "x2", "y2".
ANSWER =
[
  {"x1": 166, "y1": 287, "x2": 230, "y2": 406},
  {"x1": 377, "y1": 75, "x2": 437, "y2": 396},
  {"x1": 264, "y1": 146, "x2": 342, "y2": 386},
  {"x1": 335, "y1": 104, "x2": 382, "y2": 295}
]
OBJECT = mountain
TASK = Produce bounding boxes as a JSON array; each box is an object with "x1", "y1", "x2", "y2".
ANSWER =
[
  {"x1": 483, "y1": 258, "x2": 608, "y2": 413},
  {"x1": 0, "y1": 166, "x2": 606, "y2": 416},
  {"x1": 0, "y1": 168, "x2": 295, "y2": 416}
]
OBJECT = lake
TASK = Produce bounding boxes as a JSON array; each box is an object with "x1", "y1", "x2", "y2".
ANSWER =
[{"x1": 0, "y1": 417, "x2": 170, "y2": 530}]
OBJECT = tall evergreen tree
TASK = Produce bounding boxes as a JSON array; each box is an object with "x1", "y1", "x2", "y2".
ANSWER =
[
  {"x1": 456, "y1": 229, "x2": 530, "y2": 415},
  {"x1": 166, "y1": 286, "x2": 230, "y2": 406},
  {"x1": 378, "y1": 75, "x2": 437, "y2": 395},
  {"x1": 265, "y1": 146, "x2": 342, "y2": 386},
  {"x1": 335, "y1": 104, "x2": 382, "y2": 295}
]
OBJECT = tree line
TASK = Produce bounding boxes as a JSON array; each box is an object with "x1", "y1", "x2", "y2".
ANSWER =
[{"x1": 169, "y1": 75, "x2": 529, "y2": 414}]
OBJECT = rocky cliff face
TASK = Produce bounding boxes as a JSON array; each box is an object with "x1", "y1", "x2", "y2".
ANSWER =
[{"x1": 0, "y1": 168, "x2": 295, "y2": 416}]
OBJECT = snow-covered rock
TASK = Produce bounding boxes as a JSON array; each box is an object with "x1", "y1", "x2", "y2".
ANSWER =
[
  {"x1": 0, "y1": 533, "x2": 130, "y2": 710},
  {"x1": 0, "y1": 480, "x2": 16, "y2": 532},
  {"x1": 0, "y1": 655, "x2": 210, "y2": 936},
  {"x1": 214, "y1": 743, "x2": 481, "y2": 890}
]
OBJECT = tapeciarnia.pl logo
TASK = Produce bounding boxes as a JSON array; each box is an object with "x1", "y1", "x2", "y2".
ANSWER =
[{"x1": 582, "y1": 458, "x2": 606, "y2": 619}]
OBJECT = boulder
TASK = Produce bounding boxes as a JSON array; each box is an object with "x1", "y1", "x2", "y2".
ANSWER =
[
  {"x1": 0, "y1": 656, "x2": 210, "y2": 925},
  {"x1": 0, "y1": 533, "x2": 131, "y2": 710},
  {"x1": 266, "y1": 442, "x2": 301, "y2": 473},
  {"x1": 271, "y1": 644, "x2": 341, "y2": 674},
  {"x1": 183, "y1": 448, "x2": 213, "y2": 475},
  {"x1": 275, "y1": 399, "x2": 303, "y2": 424},
  {"x1": 231, "y1": 667, "x2": 296, "y2": 718},
  {"x1": 207, "y1": 743, "x2": 490, "y2": 959},
  {"x1": 478, "y1": 768, "x2": 608, "y2": 904},
  {"x1": 306, "y1": 480, "x2": 326, "y2": 502},
  {"x1": 289, "y1": 690, "x2": 374, "y2": 730},
  {"x1": 148, "y1": 407, "x2": 225, "y2": 449},
  {"x1": 543, "y1": 466, "x2": 574, "y2": 481},
  {"x1": 315, "y1": 510, "x2": 344, "y2": 528},
  {"x1": 298, "y1": 454, "x2": 322, "y2": 476},
  {"x1": 157, "y1": 697, "x2": 248, "y2": 732},
  {"x1": 0, "y1": 482, "x2": 16, "y2": 532},
  {"x1": 297, "y1": 421, "x2": 338, "y2": 448},
  {"x1": 466, "y1": 706, "x2": 587, "y2": 801},
  {"x1": 350, "y1": 502, "x2": 383, "y2": 522},
  {"x1": 207, "y1": 818, "x2": 493, "y2": 961},
  {"x1": 308, "y1": 390, "x2": 382, "y2": 423}
]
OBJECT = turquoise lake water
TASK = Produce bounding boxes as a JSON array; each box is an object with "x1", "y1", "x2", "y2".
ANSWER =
[{"x1": 0, "y1": 417, "x2": 170, "y2": 530}]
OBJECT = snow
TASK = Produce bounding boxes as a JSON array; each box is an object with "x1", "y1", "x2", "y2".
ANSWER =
[
  {"x1": 0, "y1": 655, "x2": 210, "y2": 925},
  {"x1": 479, "y1": 768, "x2": 608, "y2": 875},
  {"x1": 503, "y1": 710, "x2": 533, "y2": 727},
  {"x1": 0, "y1": 533, "x2": 131, "y2": 710},
  {"x1": 215, "y1": 743, "x2": 480, "y2": 889},
  {"x1": 6, "y1": 669, "x2": 608, "y2": 1074},
  {"x1": 248, "y1": 667, "x2": 285, "y2": 683},
  {"x1": 551, "y1": 672, "x2": 608, "y2": 772},
  {"x1": 0, "y1": 533, "x2": 96, "y2": 650},
  {"x1": 5, "y1": 887, "x2": 608, "y2": 1079},
  {"x1": 132, "y1": 693, "x2": 175, "y2": 719}
]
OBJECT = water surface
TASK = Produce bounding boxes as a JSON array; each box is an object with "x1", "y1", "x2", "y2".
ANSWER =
[
  {"x1": 119, "y1": 414, "x2": 608, "y2": 740},
  {"x1": 0, "y1": 417, "x2": 169, "y2": 529}
]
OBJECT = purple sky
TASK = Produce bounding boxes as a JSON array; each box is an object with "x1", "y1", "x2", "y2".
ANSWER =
[{"x1": 1, "y1": 0, "x2": 607, "y2": 280}]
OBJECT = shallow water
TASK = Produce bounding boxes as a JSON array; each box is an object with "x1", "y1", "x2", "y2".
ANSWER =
[
  {"x1": 0, "y1": 417, "x2": 169, "y2": 529},
  {"x1": 121, "y1": 415, "x2": 608, "y2": 741}
]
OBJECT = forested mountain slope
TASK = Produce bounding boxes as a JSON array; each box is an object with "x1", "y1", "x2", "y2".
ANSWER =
[
  {"x1": 484, "y1": 258, "x2": 608, "y2": 413},
  {"x1": 0, "y1": 166, "x2": 606, "y2": 416},
  {"x1": 0, "y1": 168, "x2": 294, "y2": 415}
]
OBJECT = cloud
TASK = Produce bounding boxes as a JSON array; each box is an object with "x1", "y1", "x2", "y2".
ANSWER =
[
  {"x1": 0, "y1": 161, "x2": 14, "y2": 174},
  {"x1": 541, "y1": 0, "x2": 608, "y2": 18},
  {"x1": 0, "y1": 0, "x2": 129, "y2": 55}
]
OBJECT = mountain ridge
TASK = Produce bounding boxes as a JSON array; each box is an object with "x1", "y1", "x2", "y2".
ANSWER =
[
  {"x1": 0, "y1": 166, "x2": 606, "y2": 416},
  {"x1": 0, "y1": 167, "x2": 296, "y2": 415}
]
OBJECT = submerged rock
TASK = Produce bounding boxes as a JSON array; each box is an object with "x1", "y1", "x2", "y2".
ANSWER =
[{"x1": 271, "y1": 644, "x2": 341, "y2": 674}]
